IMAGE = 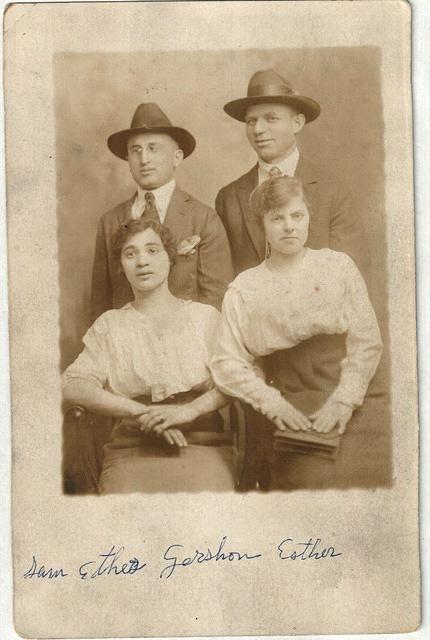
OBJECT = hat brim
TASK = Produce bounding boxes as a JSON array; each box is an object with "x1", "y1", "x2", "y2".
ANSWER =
[
  {"x1": 107, "y1": 126, "x2": 196, "y2": 160},
  {"x1": 224, "y1": 95, "x2": 321, "y2": 123}
]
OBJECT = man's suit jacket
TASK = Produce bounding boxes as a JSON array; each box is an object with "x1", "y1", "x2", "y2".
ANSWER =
[
  {"x1": 215, "y1": 156, "x2": 369, "y2": 278},
  {"x1": 91, "y1": 185, "x2": 233, "y2": 322}
]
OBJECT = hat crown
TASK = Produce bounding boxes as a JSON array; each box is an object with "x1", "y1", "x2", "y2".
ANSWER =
[
  {"x1": 130, "y1": 103, "x2": 173, "y2": 130},
  {"x1": 107, "y1": 102, "x2": 196, "y2": 160},
  {"x1": 247, "y1": 68, "x2": 297, "y2": 98}
]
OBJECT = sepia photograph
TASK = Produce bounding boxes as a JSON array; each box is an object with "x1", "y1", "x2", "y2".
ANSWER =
[
  {"x1": 4, "y1": 2, "x2": 421, "y2": 637},
  {"x1": 58, "y1": 47, "x2": 391, "y2": 495}
]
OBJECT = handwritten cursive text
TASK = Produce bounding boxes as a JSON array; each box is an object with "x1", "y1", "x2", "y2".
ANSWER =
[
  {"x1": 277, "y1": 537, "x2": 342, "y2": 560},
  {"x1": 160, "y1": 535, "x2": 262, "y2": 579},
  {"x1": 23, "y1": 555, "x2": 68, "y2": 579},
  {"x1": 78, "y1": 545, "x2": 147, "y2": 580}
]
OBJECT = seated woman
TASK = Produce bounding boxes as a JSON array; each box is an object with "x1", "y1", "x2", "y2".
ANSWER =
[
  {"x1": 210, "y1": 175, "x2": 383, "y2": 490},
  {"x1": 63, "y1": 219, "x2": 235, "y2": 493}
]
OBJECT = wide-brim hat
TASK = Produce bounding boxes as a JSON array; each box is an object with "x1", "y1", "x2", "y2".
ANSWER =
[
  {"x1": 224, "y1": 68, "x2": 321, "y2": 123},
  {"x1": 107, "y1": 103, "x2": 196, "y2": 160}
]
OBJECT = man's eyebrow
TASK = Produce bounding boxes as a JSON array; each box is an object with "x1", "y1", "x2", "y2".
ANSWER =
[
  {"x1": 129, "y1": 141, "x2": 160, "y2": 149},
  {"x1": 246, "y1": 110, "x2": 278, "y2": 120}
]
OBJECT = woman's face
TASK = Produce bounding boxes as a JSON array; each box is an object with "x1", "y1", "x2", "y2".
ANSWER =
[
  {"x1": 120, "y1": 228, "x2": 170, "y2": 293},
  {"x1": 263, "y1": 195, "x2": 310, "y2": 256}
]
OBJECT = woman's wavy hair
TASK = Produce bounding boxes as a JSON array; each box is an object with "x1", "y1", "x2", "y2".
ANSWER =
[
  {"x1": 249, "y1": 175, "x2": 312, "y2": 228},
  {"x1": 112, "y1": 218, "x2": 177, "y2": 268}
]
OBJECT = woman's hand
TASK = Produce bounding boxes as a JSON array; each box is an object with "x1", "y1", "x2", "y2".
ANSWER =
[
  {"x1": 161, "y1": 428, "x2": 188, "y2": 448},
  {"x1": 267, "y1": 399, "x2": 312, "y2": 432},
  {"x1": 309, "y1": 402, "x2": 353, "y2": 434},
  {"x1": 137, "y1": 404, "x2": 196, "y2": 434}
]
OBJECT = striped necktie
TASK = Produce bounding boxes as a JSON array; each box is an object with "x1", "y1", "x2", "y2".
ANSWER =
[{"x1": 143, "y1": 191, "x2": 160, "y2": 223}]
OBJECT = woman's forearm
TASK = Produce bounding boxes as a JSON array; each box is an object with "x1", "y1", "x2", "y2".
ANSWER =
[
  {"x1": 186, "y1": 388, "x2": 229, "y2": 422},
  {"x1": 63, "y1": 379, "x2": 147, "y2": 418}
]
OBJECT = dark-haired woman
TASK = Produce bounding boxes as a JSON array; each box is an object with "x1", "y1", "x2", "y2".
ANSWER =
[
  {"x1": 63, "y1": 219, "x2": 234, "y2": 493},
  {"x1": 210, "y1": 176, "x2": 383, "y2": 490}
]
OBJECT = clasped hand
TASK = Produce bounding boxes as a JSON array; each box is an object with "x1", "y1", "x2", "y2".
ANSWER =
[{"x1": 136, "y1": 404, "x2": 196, "y2": 447}]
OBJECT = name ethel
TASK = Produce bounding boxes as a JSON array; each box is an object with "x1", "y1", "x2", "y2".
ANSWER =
[{"x1": 22, "y1": 536, "x2": 341, "y2": 582}]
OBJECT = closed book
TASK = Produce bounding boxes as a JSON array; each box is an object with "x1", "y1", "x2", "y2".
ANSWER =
[{"x1": 274, "y1": 427, "x2": 341, "y2": 460}]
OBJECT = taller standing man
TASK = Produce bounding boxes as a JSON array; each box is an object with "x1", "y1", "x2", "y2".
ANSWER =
[
  {"x1": 216, "y1": 69, "x2": 367, "y2": 276},
  {"x1": 91, "y1": 102, "x2": 233, "y2": 321}
]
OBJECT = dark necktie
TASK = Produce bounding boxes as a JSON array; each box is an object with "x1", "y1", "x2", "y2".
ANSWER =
[{"x1": 143, "y1": 191, "x2": 160, "y2": 223}]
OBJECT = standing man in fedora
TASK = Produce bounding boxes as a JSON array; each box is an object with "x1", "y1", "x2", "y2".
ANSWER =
[
  {"x1": 91, "y1": 102, "x2": 233, "y2": 321},
  {"x1": 216, "y1": 68, "x2": 367, "y2": 276}
]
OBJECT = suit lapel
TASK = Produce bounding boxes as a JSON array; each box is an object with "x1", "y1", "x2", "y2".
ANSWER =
[
  {"x1": 237, "y1": 165, "x2": 266, "y2": 259},
  {"x1": 163, "y1": 186, "x2": 189, "y2": 239},
  {"x1": 295, "y1": 155, "x2": 319, "y2": 193},
  {"x1": 115, "y1": 195, "x2": 135, "y2": 225}
]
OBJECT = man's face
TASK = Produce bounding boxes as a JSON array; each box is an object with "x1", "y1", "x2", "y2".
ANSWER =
[
  {"x1": 245, "y1": 103, "x2": 305, "y2": 164},
  {"x1": 126, "y1": 132, "x2": 184, "y2": 190}
]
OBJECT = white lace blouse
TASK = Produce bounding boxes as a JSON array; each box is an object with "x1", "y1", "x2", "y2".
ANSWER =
[
  {"x1": 210, "y1": 249, "x2": 382, "y2": 415},
  {"x1": 62, "y1": 300, "x2": 220, "y2": 402}
]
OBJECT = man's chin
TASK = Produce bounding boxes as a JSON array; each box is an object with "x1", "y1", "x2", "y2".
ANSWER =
[
  {"x1": 255, "y1": 149, "x2": 280, "y2": 164},
  {"x1": 255, "y1": 150, "x2": 274, "y2": 162},
  {"x1": 136, "y1": 180, "x2": 159, "y2": 190}
]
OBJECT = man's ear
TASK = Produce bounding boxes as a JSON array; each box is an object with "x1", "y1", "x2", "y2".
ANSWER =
[
  {"x1": 173, "y1": 148, "x2": 184, "y2": 167},
  {"x1": 293, "y1": 112, "x2": 306, "y2": 134}
]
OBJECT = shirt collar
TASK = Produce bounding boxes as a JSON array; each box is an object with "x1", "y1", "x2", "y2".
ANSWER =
[
  {"x1": 258, "y1": 147, "x2": 300, "y2": 182},
  {"x1": 132, "y1": 178, "x2": 176, "y2": 222},
  {"x1": 135, "y1": 178, "x2": 176, "y2": 208}
]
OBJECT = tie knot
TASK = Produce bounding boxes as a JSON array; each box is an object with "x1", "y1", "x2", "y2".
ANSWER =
[
  {"x1": 269, "y1": 166, "x2": 282, "y2": 178},
  {"x1": 145, "y1": 191, "x2": 155, "y2": 204}
]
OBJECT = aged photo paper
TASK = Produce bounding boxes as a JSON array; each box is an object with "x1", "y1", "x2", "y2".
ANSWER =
[{"x1": 4, "y1": 1, "x2": 420, "y2": 637}]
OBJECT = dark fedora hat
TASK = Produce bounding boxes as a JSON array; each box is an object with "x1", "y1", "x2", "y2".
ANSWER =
[
  {"x1": 107, "y1": 103, "x2": 196, "y2": 160},
  {"x1": 224, "y1": 68, "x2": 321, "y2": 123}
]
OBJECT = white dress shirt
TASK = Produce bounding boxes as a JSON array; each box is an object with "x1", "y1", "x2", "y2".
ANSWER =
[
  {"x1": 63, "y1": 300, "x2": 220, "y2": 403},
  {"x1": 131, "y1": 179, "x2": 176, "y2": 223},
  {"x1": 258, "y1": 147, "x2": 300, "y2": 184}
]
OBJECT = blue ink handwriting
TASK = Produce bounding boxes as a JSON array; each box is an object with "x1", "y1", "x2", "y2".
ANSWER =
[
  {"x1": 78, "y1": 545, "x2": 147, "y2": 580},
  {"x1": 160, "y1": 535, "x2": 262, "y2": 579},
  {"x1": 23, "y1": 555, "x2": 68, "y2": 579},
  {"x1": 277, "y1": 537, "x2": 342, "y2": 561}
]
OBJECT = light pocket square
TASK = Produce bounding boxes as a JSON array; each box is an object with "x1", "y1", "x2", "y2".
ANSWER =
[{"x1": 176, "y1": 235, "x2": 201, "y2": 255}]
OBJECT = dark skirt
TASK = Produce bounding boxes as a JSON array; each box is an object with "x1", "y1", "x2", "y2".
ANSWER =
[{"x1": 239, "y1": 334, "x2": 391, "y2": 491}]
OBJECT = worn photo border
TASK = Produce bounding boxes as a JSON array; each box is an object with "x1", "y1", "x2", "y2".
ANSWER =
[{"x1": 1, "y1": 0, "x2": 428, "y2": 638}]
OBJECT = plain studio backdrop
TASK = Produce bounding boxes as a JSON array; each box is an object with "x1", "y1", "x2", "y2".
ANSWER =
[{"x1": 55, "y1": 46, "x2": 387, "y2": 371}]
